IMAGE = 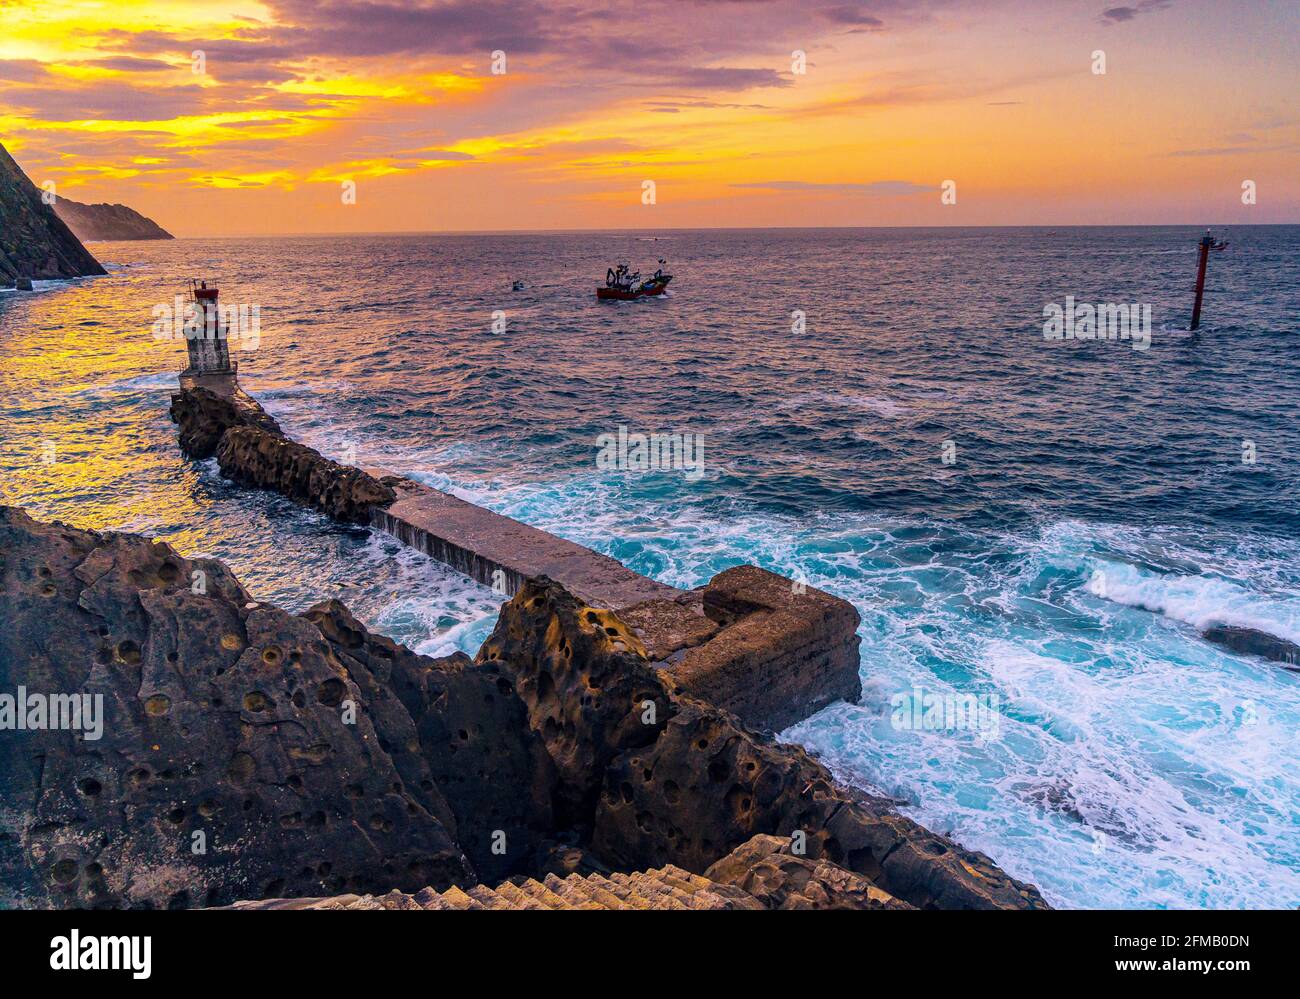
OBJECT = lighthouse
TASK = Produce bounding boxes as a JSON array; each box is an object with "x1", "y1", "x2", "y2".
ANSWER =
[{"x1": 180, "y1": 279, "x2": 236, "y2": 388}]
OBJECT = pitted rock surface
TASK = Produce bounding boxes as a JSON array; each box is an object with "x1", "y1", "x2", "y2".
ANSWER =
[
  {"x1": 215, "y1": 426, "x2": 394, "y2": 524},
  {"x1": 304, "y1": 599, "x2": 556, "y2": 883},
  {"x1": 169, "y1": 385, "x2": 392, "y2": 523},
  {"x1": 0, "y1": 506, "x2": 470, "y2": 908},
  {"x1": 476, "y1": 577, "x2": 672, "y2": 828},
  {"x1": 168, "y1": 384, "x2": 282, "y2": 460},
  {"x1": 485, "y1": 579, "x2": 1049, "y2": 910},
  {"x1": 704, "y1": 834, "x2": 912, "y2": 909}
]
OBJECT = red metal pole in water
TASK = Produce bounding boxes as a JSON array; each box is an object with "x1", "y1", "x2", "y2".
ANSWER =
[{"x1": 1190, "y1": 230, "x2": 1213, "y2": 330}]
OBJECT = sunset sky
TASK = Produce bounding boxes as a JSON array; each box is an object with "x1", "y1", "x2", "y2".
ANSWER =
[{"x1": 1, "y1": 0, "x2": 1296, "y2": 235}]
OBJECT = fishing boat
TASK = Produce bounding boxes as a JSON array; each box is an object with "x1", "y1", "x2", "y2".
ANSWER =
[{"x1": 597, "y1": 259, "x2": 673, "y2": 300}]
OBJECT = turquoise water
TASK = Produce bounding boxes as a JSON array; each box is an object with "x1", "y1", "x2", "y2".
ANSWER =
[{"x1": 2, "y1": 227, "x2": 1297, "y2": 907}]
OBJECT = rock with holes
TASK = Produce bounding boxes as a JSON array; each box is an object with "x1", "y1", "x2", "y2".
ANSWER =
[
  {"x1": 0, "y1": 506, "x2": 471, "y2": 908},
  {"x1": 703, "y1": 834, "x2": 912, "y2": 909},
  {"x1": 475, "y1": 576, "x2": 673, "y2": 829},
  {"x1": 304, "y1": 599, "x2": 557, "y2": 884},
  {"x1": 482, "y1": 577, "x2": 1047, "y2": 910},
  {"x1": 215, "y1": 425, "x2": 394, "y2": 524},
  {"x1": 169, "y1": 384, "x2": 392, "y2": 524},
  {"x1": 590, "y1": 696, "x2": 1049, "y2": 910},
  {"x1": 167, "y1": 384, "x2": 282, "y2": 460}
]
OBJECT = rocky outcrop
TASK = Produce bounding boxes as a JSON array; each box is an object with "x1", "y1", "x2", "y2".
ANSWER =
[
  {"x1": 2, "y1": 506, "x2": 1048, "y2": 910},
  {"x1": 590, "y1": 695, "x2": 1042, "y2": 909},
  {"x1": 304, "y1": 600, "x2": 556, "y2": 884},
  {"x1": 53, "y1": 198, "x2": 173, "y2": 241},
  {"x1": 169, "y1": 384, "x2": 393, "y2": 524},
  {"x1": 168, "y1": 384, "x2": 281, "y2": 460},
  {"x1": 0, "y1": 506, "x2": 473, "y2": 909},
  {"x1": 1202, "y1": 624, "x2": 1300, "y2": 670},
  {"x1": 704, "y1": 834, "x2": 912, "y2": 909},
  {"x1": 475, "y1": 578, "x2": 667, "y2": 829},
  {"x1": 482, "y1": 577, "x2": 1048, "y2": 910},
  {"x1": 216, "y1": 426, "x2": 395, "y2": 524},
  {"x1": 0, "y1": 142, "x2": 106, "y2": 284}
]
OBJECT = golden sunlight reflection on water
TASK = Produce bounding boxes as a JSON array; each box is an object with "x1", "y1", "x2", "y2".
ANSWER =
[{"x1": 1, "y1": 265, "x2": 201, "y2": 537}]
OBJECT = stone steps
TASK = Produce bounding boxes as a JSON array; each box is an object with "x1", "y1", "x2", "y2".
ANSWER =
[{"x1": 223, "y1": 864, "x2": 763, "y2": 911}]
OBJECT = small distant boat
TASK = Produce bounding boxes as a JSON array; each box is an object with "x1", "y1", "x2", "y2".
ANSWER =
[
  {"x1": 512, "y1": 279, "x2": 526, "y2": 290},
  {"x1": 597, "y1": 258, "x2": 673, "y2": 300}
]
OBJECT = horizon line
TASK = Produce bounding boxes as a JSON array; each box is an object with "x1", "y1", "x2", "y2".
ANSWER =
[{"x1": 131, "y1": 222, "x2": 1298, "y2": 240}]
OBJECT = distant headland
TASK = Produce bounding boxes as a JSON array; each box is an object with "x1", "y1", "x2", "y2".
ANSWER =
[{"x1": 53, "y1": 197, "x2": 173, "y2": 242}]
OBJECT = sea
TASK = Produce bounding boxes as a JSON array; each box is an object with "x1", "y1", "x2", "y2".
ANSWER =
[{"x1": 1, "y1": 225, "x2": 1297, "y2": 909}]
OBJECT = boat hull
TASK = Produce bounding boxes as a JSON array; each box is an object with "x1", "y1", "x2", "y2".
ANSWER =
[{"x1": 596, "y1": 275, "x2": 672, "y2": 300}]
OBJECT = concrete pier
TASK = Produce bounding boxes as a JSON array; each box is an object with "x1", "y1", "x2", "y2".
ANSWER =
[
  {"x1": 372, "y1": 476, "x2": 862, "y2": 732},
  {"x1": 372, "y1": 475, "x2": 682, "y2": 609}
]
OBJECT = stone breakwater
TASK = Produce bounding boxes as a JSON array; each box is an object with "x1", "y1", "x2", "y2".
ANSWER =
[
  {"x1": 170, "y1": 380, "x2": 394, "y2": 524},
  {"x1": 158, "y1": 377, "x2": 1045, "y2": 908},
  {"x1": 0, "y1": 506, "x2": 1047, "y2": 909},
  {"x1": 170, "y1": 380, "x2": 862, "y2": 733}
]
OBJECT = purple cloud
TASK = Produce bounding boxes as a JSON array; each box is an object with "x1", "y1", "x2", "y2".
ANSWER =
[{"x1": 1101, "y1": 1, "x2": 1172, "y2": 24}]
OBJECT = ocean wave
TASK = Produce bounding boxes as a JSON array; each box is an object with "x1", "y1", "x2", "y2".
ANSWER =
[{"x1": 1085, "y1": 561, "x2": 1300, "y2": 646}]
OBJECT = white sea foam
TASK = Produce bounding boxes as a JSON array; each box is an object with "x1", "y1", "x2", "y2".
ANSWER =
[
  {"x1": 1085, "y1": 560, "x2": 1300, "y2": 646},
  {"x1": 464, "y1": 480, "x2": 1300, "y2": 908}
]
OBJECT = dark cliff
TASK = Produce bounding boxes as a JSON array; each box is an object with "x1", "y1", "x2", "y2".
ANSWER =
[
  {"x1": 0, "y1": 142, "x2": 106, "y2": 284},
  {"x1": 54, "y1": 197, "x2": 174, "y2": 241}
]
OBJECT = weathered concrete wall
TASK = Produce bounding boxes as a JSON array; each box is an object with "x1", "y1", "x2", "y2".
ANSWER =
[
  {"x1": 371, "y1": 479, "x2": 862, "y2": 732},
  {"x1": 626, "y1": 566, "x2": 862, "y2": 733},
  {"x1": 371, "y1": 475, "x2": 681, "y2": 609}
]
